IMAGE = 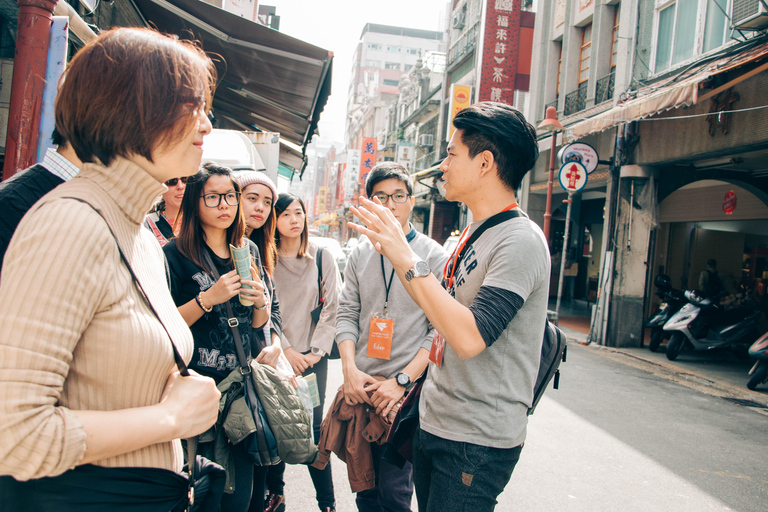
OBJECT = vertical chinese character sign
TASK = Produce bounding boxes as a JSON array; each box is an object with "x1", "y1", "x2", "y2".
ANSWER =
[
  {"x1": 318, "y1": 186, "x2": 328, "y2": 214},
  {"x1": 478, "y1": 0, "x2": 535, "y2": 105},
  {"x1": 345, "y1": 150, "x2": 361, "y2": 201},
  {"x1": 360, "y1": 137, "x2": 377, "y2": 186}
]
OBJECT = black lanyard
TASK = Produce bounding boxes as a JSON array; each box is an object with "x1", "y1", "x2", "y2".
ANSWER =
[{"x1": 381, "y1": 255, "x2": 395, "y2": 315}]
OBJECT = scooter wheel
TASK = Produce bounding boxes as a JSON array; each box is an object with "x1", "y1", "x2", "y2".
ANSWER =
[
  {"x1": 649, "y1": 330, "x2": 664, "y2": 352},
  {"x1": 747, "y1": 362, "x2": 768, "y2": 391},
  {"x1": 666, "y1": 333, "x2": 685, "y2": 361}
]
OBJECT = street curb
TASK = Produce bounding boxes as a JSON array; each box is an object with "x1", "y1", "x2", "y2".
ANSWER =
[{"x1": 578, "y1": 342, "x2": 768, "y2": 412}]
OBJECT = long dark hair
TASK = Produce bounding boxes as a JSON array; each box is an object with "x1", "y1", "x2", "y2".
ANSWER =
[
  {"x1": 274, "y1": 192, "x2": 310, "y2": 259},
  {"x1": 176, "y1": 162, "x2": 246, "y2": 274},
  {"x1": 244, "y1": 187, "x2": 277, "y2": 276}
]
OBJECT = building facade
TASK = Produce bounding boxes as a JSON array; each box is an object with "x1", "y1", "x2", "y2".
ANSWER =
[{"x1": 525, "y1": 0, "x2": 768, "y2": 347}]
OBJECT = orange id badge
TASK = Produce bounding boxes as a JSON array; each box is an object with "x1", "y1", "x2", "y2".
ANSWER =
[
  {"x1": 367, "y1": 313, "x2": 394, "y2": 360},
  {"x1": 429, "y1": 332, "x2": 445, "y2": 367}
]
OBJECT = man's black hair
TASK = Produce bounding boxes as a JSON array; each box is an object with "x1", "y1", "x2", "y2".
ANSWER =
[
  {"x1": 365, "y1": 162, "x2": 413, "y2": 198},
  {"x1": 452, "y1": 101, "x2": 539, "y2": 191}
]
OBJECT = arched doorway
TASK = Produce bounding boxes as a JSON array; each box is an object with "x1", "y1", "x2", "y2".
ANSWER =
[{"x1": 649, "y1": 180, "x2": 768, "y2": 320}]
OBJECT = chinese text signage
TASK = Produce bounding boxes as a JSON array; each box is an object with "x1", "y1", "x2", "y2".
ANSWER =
[
  {"x1": 478, "y1": 0, "x2": 535, "y2": 105},
  {"x1": 360, "y1": 137, "x2": 377, "y2": 186}
]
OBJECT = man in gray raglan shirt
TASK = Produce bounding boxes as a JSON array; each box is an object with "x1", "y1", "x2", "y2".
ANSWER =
[
  {"x1": 348, "y1": 102, "x2": 549, "y2": 512},
  {"x1": 337, "y1": 163, "x2": 448, "y2": 512}
]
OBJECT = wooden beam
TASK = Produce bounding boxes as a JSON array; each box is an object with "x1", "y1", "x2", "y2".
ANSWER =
[{"x1": 696, "y1": 60, "x2": 768, "y2": 104}]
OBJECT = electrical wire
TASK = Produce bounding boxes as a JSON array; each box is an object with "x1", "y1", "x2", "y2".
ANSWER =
[{"x1": 566, "y1": 103, "x2": 768, "y2": 124}]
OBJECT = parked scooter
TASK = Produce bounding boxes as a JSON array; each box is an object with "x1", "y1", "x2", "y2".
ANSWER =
[
  {"x1": 662, "y1": 289, "x2": 761, "y2": 361},
  {"x1": 646, "y1": 274, "x2": 687, "y2": 352},
  {"x1": 747, "y1": 332, "x2": 768, "y2": 390}
]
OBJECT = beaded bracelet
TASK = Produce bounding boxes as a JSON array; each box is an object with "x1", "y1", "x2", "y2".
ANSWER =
[{"x1": 196, "y1": 291, "x2": 213, "y2": 313}]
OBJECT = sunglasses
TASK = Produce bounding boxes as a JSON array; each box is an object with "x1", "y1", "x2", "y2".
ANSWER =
[{"x1": 165, "y1": 177, "x2": 188, "y2": 187}]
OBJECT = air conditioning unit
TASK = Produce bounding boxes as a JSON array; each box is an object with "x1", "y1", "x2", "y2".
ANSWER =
[
  {"x1": 452, "y1": 11, "x2": 466, "y2": 30},
  {"x1": 731, "y1": 0, "x2": 768, "y2": 30},
  {"x1": 419, "y1": 134, "x2": 434, "y2": 147}
]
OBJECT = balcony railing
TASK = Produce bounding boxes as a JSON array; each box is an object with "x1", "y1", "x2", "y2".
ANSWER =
[
  {"x1": 545, "y1": 98, "x2": 558, "y2": 113},
  {"x1": 563, "y1": 81, "x2": 588, "y2": 116},
  {"x1": 595, "y1": 71, "x2": 615, "y2": 105},
  {"x1": 448, "y1": 22, "x2": 479, "y2": 66}
]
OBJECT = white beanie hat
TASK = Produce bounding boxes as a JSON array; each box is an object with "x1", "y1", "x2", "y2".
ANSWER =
[{"x1": 236, "y1": 171, "x2": 278, "y2": 202}]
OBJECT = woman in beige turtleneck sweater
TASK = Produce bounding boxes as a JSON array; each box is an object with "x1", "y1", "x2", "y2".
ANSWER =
[{"x1": 0, "y1": 28, "x2": 220, "y2": 489}]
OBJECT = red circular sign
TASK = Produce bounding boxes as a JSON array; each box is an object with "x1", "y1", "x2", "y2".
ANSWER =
[{"x1": 723, "y1": 190, "x2": 737, "y2": 214}]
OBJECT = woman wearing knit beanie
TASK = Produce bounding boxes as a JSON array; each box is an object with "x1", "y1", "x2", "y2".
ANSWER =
[{"x1": 236, "y1": 171, "x2": 289, "y2": 512}]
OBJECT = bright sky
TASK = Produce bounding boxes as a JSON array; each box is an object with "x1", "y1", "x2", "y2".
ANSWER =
[{"x1": 264, "y1": 0, "x2": 449, "y2": 145}]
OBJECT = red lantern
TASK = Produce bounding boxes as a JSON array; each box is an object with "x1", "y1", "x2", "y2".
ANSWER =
[{"x1": 723, "y1": 190, "x2": 737, "y2": 215}]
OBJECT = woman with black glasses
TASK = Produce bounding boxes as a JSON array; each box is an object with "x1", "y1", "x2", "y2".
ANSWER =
[
  {"x1": 145, "y1": 175, "x2": 187, "y2": 245},
  {"x1": 163, "y1": 162, "x2": 271, "y2": 512}
]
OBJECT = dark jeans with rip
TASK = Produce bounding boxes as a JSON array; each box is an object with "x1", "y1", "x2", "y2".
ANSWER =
[
  {"x1": 260, "y1": 356, "x2": 334, "y2": 511},
  {"x1": 412, "y1": 427, "x2": 522, "y2": 512}
]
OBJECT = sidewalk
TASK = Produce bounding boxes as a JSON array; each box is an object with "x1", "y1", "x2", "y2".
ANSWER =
[{"x1": 557, "y1": 323, "x2": 768, "y2": 409}]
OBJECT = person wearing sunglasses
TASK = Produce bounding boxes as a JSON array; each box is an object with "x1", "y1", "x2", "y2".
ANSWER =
[
  {"x1": 145, "y1": 175, "x2": 187, "y2": 246},
  {"x1": 163, "y1": 162, "x2": 270, "y2": 512}
]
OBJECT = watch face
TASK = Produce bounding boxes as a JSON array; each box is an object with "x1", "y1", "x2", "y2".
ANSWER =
[
  {"x1": 396, "y1": 373, "x2": 410, "y2": 386},
  {"x1": 415, "y1": 260, "x2": 430, "y2": 276}
]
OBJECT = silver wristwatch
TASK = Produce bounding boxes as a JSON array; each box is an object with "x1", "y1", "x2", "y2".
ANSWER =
[
  {"x1": 311, "y1": 347, "x2": 327, "y2": 357},
  {"x1": 405, "y1": 260, "x2": 430, "y2": 282}
]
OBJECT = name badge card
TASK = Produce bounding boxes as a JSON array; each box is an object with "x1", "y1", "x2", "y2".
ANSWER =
[
  {"x1": 367, "y1": 312, "x2": 394, "y2": 360},
  {"x1": 429, "y1": 332, "x2": 445, "y2": 367}
]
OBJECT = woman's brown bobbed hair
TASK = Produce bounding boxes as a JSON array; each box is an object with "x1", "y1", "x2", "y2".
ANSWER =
[{"x1": 55, "y1": 27, "x2": 216, "y2": 167}]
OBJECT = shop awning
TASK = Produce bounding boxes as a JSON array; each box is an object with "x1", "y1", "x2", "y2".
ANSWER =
[
  {"x1": 566, "y1": 40, "x2": 768, "y2": 141},
  {"x1": 312, "y1": 212, "x2": 337, "y2": 225},
  {"x1": 131, "y1": 0, "x2": 333, "y2": 163}
]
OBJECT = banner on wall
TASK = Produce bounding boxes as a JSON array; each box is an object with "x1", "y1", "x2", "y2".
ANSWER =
[
  {"x1": 396, "y1": 143, "x2": 415, "y2": 170},
  {"x1": 345, "y1": 150, "x2": 361, "y2": 201},
  {"x1": 360, "y1": 137, "x2": 377, "y2": 186},
  {"x1": 477, "y1": 0, "x2": 535, "y2": 104},
  {"x1": 318, "y1": 186, "x2": 328, "y2": 214},
  {"x1": 448, "y1": 84, "x2": 472, "y2": 141}
]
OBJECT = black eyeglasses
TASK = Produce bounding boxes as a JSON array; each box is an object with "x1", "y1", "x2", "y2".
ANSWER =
[
  {"x1": 165, "y1": 177, "x2": 188, "y2": 187},
  {"x1": 373, "y1": 192, "x2": 410, "y2": 204},
  {"x1": 201, "y1": 192, "x2": 241, "y2": 208}
]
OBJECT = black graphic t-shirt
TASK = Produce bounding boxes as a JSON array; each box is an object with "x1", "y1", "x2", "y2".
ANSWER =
[{"x1": 164, "y1": 238, "x2": 262, "y2": 383}]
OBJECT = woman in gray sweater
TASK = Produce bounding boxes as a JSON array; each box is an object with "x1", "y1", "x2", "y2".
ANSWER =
[{"x1": 270, "y1": 193, "x2": 340, "y2": 512}]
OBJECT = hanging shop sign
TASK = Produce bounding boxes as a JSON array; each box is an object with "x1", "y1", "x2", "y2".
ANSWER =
[
  {"x1": 448, "y1": 84, "x2": 472, "y2": 141},
  {"x1": 558, "y1": 161, "x2": 588, "y2": 193},
  {"x1": 558, "y1": 142, "x2": 599, "y2": 174},
  {"x1": 723, "y1": 190, "x2": 737, "y2": 214},
  {"x1": 477, "y1": 0, "x2": 535, "y2": 106},
  {"x1": 360, "y1": 137, "x2": 377, "y2": 185}
]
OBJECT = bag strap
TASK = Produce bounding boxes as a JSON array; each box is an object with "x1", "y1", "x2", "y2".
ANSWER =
[
  {"x1": 201, "y1": 249, "x2": 272, "y2": 463},
  {"x1": 62, "y1": 197, "x2": 198, "y2": 509},
  {"x1": 315, "y1": 246, "x2": 324, "y2": 304},
  {"x1": 451, "y1": 209, "x2": 523, "y2": 276}
]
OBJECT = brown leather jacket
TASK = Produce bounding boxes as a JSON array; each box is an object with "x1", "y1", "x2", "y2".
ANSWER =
[{"x1": 311, "y1": 386, "x2": 392, "y2": 492}]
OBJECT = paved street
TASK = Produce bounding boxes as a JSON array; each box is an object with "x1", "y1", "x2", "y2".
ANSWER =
[{"x1": 281, "y1": 343, "x2": 768, "y2": 512}]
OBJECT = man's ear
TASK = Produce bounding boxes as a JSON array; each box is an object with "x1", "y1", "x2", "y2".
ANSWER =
[{"x1": 479, "y1": 150, "x2": 495, "y2": 177}]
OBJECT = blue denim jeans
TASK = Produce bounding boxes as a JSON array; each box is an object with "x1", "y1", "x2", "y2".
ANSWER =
[{"x1": 412, "y1": 427, "x2": 522, "y2": 512}]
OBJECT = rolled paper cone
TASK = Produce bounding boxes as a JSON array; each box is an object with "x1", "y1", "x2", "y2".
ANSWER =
[{"x1": 230, "y1": 243, "x2": 254, "y2": 306}]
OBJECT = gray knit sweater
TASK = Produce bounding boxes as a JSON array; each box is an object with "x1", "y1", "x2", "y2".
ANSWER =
[{"x1": 336, "y1": 228, "x2": 449, "y2": 379}]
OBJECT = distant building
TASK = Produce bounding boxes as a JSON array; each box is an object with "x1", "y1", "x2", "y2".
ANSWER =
[{"x1": 345, "y1": 23, "x2": 444, "y2": 161}]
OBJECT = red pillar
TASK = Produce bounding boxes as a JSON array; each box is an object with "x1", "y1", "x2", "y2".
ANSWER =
[{"x1": 2, "y1": 0, "x2": 57, "y2": 180}]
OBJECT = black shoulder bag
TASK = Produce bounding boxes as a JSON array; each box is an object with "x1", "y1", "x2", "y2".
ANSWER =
[
  {"x1": 309, "y1": 247, "x2": 340, "y2": 359},
  {"x1": 201, "y1": 249, "x2": 280, "y2": 467}
]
